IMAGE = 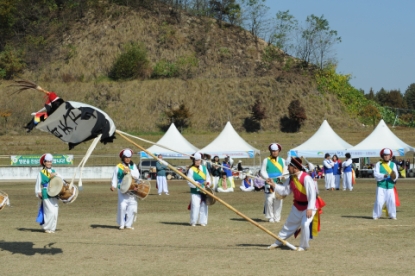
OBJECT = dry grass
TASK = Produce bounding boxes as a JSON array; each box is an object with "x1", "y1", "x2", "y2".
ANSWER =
[{"x1": 1, "y1": 179, "x2": 415, "y2": 275}]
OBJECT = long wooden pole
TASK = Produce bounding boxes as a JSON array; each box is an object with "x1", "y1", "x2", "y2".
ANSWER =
[{"x1": 116, "y1": 130, "x2": 297, "y2": 250}]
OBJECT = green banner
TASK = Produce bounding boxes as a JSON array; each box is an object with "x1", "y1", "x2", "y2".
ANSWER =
[{"x1": 10, "y1": 155, "x2": 74, "y2": 166}]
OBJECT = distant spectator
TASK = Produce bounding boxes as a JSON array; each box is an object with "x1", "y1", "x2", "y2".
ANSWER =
[
  {"x1": 406, "y1": 158, "x2": 411, "y2": 176},
  {"x1": 239, "y1": 172, "x2": 254, "y2": 192},
  {"x1": 216, "y1": 172, "x2": 234, "y2": 193},
  {"x1": 210, "y1": 156, "x2": 221, "y2": 190},
  {"x1": 253, "y1": 170, "x2": 265, "y2": 191}
]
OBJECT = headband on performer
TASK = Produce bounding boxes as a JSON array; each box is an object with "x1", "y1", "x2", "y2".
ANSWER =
[{"x1": 269, "y1": 143, "x2": 282, "y2": 152}]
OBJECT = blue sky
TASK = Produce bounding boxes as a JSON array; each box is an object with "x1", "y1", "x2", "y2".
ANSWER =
[{"x1": 265, "y1": 0, "x2": 415, "y2": 94}]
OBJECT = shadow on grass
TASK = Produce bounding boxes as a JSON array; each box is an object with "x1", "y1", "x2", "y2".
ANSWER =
[
  {"x1": 341, "y1": 215, "x2": 373, "y2": 219},
  {"x1": 90, "y1": 224, "x2": 119, "y2": 229},
  {"x1": 230, "y1": 218, "x2": 265, "y2": 223},
  {"x1": 0, "y1": 240, "x2": 63, "y2": 255},
  {"x1": 160, "y1": 222, "x2": 190, "y2": 226},
  {"x1": 17, "y1": 228, "x2": 56, "y2": 233}
]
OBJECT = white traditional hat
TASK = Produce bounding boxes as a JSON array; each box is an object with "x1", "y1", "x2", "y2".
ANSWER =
[
  {"x1": 119, "y1": 148, "x2": 133, "y2": 158},
  {"x1": 39, "y1": 153, "x2": 53, "y2": 166},
  {"x1": 193, "y1": 152, "x2": 202, "y2": 160},
  {"x1": 268, "y1": 143, "x2": 282, "y2": 151}
]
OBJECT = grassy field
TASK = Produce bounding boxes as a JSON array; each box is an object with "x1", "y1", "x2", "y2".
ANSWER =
[{"x1": 1, "y1": 178, "x2": 415, "y2": 275}]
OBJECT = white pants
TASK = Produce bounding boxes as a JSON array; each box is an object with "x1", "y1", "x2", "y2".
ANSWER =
[
  {"x1": 325, "y1": 173, "x2": 335, "y2": 189},
  {"x1": 157, "y1": 176, "x2": 169, "y2": 194},
  {"x1": 240, "y1": 186, "x2": 255, "y2": 192},
  {"x1": 212, "y1": 176, "x2": 219, "y2": 190},
  {"x1": 117, "y1": 190, "x2": 138, "y2": 227},
  {"x1": 343, "y1": 172, "x2": 353, "y2": 190},
  {"x1": 41, "y1": 197, "x2": 59, "y2": 231},
  {"x1": 264, "y1": 193, "x2": 283, "y2": 222},
  {"x1": 373, "y1": 187, "x2": 396, "y2": 219},
  {"x1": 190, "y1": 193, "x2": 208, "y2": 225},
  {"x1": 274, "y1": 206, "x2": 316, "y2": 249},
  {"x1": 334, "y1": 175, "x2": 341, "y2": 189}
]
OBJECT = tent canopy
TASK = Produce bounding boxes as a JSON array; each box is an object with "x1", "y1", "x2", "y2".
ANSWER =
[
  {"x1": 140, "y1": 123, "x2": 199, "y2": 159},
  {"x1": 347, "y1": 119, "x2": 415, "y2": 157},
  {"x1": 200, "y1": 121, "x2": 260, "y2": 158},
  {"x1": 288, "y1": 120, "x2": 353, "y2": 158}
]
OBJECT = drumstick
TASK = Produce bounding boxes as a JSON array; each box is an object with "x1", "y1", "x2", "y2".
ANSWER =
[{"x1": 116, "y1": 130, "x2": 298, "y2": 251}]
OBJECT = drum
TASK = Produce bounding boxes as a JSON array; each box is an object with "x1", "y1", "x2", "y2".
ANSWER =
[
  {"x1": 119, "y1": 173, "x2": 133, "y2": 193},
  {"x1": 167, "y1": 174, "x2": 172, "y2": 180},
  {"x1": 129, "y1": 180, "x2": 151, "y2": 200},
  {"x1": 0, "y1": 190, "x2": 10, "y2": 211},
  {"x1": 204, "y1": 187, "x2": 216, "y2": 206},
  {"x1": 59, "y1": 183, "x2": 79, "y2": 204},
  {"x1": 48, "y1": 177, "x2": 64, "y2": 197}
]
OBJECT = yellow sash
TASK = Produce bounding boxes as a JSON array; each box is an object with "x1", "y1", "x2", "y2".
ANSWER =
[
  {"x1": 191, "y1": 166, "x2": 206, "y2": 180},
  {"x1": 381, "y1": 162, "x2": 392, "y2": 174},
  {"x1": 117, "y1": 163, "x2": 125, "y2": 171},
  {"x1": 268, "y1": 157, "x2": 283, "y2": 173},
  {"x1": 41, "y1": 169, "x2": 51, "y2": 178},
  {"x1": 292, "y1": 175, "x2": 307, "y2": 196}
]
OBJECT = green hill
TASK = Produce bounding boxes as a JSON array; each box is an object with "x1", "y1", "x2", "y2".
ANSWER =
[{"x1": 0, "y1": 1, "x2": 364, "y2": 135}]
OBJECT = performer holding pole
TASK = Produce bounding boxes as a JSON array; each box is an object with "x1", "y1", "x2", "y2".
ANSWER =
[
  {"x1": 110, "y1": 149, "x2": 140, "y2": 230},
  {"x1": 268, "y1": 157, "x2": 325, "y2": 251},
  {"x1": 373, "y1": 148, "x2": 398, "y2": 220},
  {"x1": 261, "y1": 143, "x2": 286, "y2": 223},
  {"x1": 116, "y1": 130, "x2": 299, "y2": 250},
  {"x1": 187, "y1": 152, "x2": 211, "y2": 226}
]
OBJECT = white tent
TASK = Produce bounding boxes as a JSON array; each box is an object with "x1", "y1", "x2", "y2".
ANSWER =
[
  {"x1": 200, "y1": 121, "x2": 260, "y2": 158},
  {"x1": 347, "y1": 119, "x2": 415, "y2": 157},
  {"x1": 139, "y1": 123, "x2": 199, "y2": 159},
  {"x1": 288, "y1": 120, "x2": 353, "y2": 158}
]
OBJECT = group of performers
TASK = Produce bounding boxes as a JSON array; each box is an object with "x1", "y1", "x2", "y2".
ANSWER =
[
  {"x1": 29, "y1": 144, "x2": 399, "y2": 251},
  {"x1": 323, "y1": 153, "x2": 354, "y2": 191}
]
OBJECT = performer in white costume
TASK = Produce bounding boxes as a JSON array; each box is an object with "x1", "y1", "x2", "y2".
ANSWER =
[
  {"x1": 261, "y1": 143, "x2": 286, "y2": 223},
  {"x1": 156, "y1": 154, "x2": 169, "y2": 195},
  {"x1": 342, "y1": 153, "x2": 353, "y2": 191},
  {"x1": 187, "y1": 152, "x2": 211, "y2": 226},
  {"x1": 373, "y1": 148, "x2": 399, "y2": 220},
  {"x1": 110, "y1": 149, "x2": 140, "y2": 230},
  {"x1": 268, "y1": 157, "x2": 325, "y2": 251},
  {"x1": 323, "y1": 153, "x2": 335, "y2": 191},
  {"x1": 332, "y1": 155, "x2": 341, "y2": 190},
  {"x1": 35, "y1": 153, "x2": 62, "y2": 233}
]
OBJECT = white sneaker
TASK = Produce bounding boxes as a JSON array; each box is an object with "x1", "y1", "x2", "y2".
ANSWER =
[
  {"x1": 166, "y1": 193, "x2": 169, "y2": 195},
  {"x1": 269, "y1": 218, "x2": 275, "y2": 223},
  {"x1": 390, "y1": 217, "x2": 397, "y2": 220},
  {"x1": 200, "y1": 224, "x2": 206, "y2": 227},
  {"x1": 45, "y1": 230, "x2": 52, "y2": 234},
  {"x1": 267, "y1": 243, "x2": 281, "y2": 249},
  {"x1": 190, "y1": 224, "x2": 196, "y2": 227},
  {"x1": 373, "y1": 217, "x2": 378, "y2": 220},
  {"x1": 297, "y1": 247, "x2": 306, "y2": 251},
  {"x1": 119, "y1": 226, "x2": 125, "y2": 230},
  {"x1": 158, "y1": 194, "x2": 161, "y2": 196},
  {"x1": 126, "y1": 227, "x2": 134, "y2": 230}
]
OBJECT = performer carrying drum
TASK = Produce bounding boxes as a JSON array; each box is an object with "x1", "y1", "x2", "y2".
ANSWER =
[
  {"x1": 35, "y1": 153, "x2": 63, "y2": 233},
  {"x1": 110, "y1": 149, "x2": 140, "y2": 230}
]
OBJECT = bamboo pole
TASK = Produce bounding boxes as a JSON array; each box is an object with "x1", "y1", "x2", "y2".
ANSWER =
[{"x1": 116, "y1": 130, "x2": 297, "y2": 250}]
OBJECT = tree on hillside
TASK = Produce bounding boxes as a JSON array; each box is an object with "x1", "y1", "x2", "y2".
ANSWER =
[
  {"x1": 388, "y1": 89, "x2": 406, "y2": 108},
  {"x1": 295, "y1": 14, "x2": 341, "y2": 69},
  {"x1": 359, "y1": 104, "x2": 380, "y2": 127},
  {"x1": 164, "y1": 103, "x2": 192, "y2": 132},
  {"x1": 375, "y1": 88, "x2": 388, "y2": 106},
  {"x1": 269, "y1": 10, "x2": 297, "y2": 55},
  {"x1": 280, "y1": 99, "x2": 307, "y2": 132},
  {"x1": 240, "y1": 0, "x2": 270, "y2": 41},
  {"x1": 243, "y1": 98, "x2": 266, "y2": 132},
  {"x1": 404, "y1": 83, "x2": 415, "y2": 109},
  {"x1": 365, "y1": 88, "x2": 376, "y2": 101},
  {"x1": 209, "y1": 0, "x2": 241, "y2": 25}
]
